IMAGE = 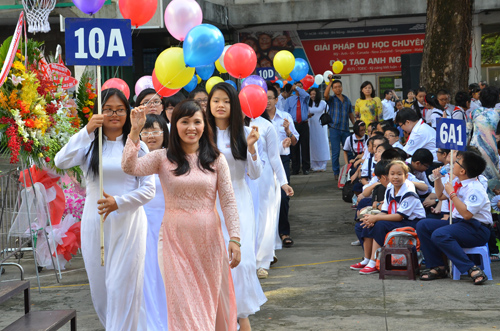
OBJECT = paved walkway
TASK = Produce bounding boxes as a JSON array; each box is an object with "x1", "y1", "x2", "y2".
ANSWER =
[{"x1": 1, "y1": 167, "x2": 500, "y2": 330}]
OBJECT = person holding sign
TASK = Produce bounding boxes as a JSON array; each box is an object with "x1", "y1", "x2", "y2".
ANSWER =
[
  {"x1": 417, "y1": 151, "x2": 492, "y2": 284},
  {"x1": 122, "y1": 100, "x2": 241, "y2": 330},
  {"x1": 55, "y1": 88, "x2": 155, "y2": 330},
  {"x1": 395, "y1": 107, "x2": 437, "y2": 162}
]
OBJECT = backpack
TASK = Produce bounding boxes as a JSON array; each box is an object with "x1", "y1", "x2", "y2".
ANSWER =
[
  {"x1": 375, "y1": 227, "x2": 422, "y2": 270},
  {"x1": 338, "y1": 163, "x2": 351, "y2": 189},
  {"x1": 342, "y1": 180, "x2": 354, "y2": 203}
]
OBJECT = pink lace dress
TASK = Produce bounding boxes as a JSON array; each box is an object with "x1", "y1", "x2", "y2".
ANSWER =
[{"x1": 122, "y1": 137, "x2": 240, "y2": 331}]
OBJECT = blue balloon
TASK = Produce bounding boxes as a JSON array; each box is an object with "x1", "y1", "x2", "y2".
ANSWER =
[
  {"x1": 196, "y1": 63, "x2": 215, "y2": 81},
  {"x1": 289, "y1": 58, "x2": 309, "y2": 81},
  {"x1": 183, "y1": 24, "x2": 225, "y2": 68},
  {"x1": 277, "y1": 80, "x2": 283, "y2": 88},
  {"x1": 289, "y1": 79, "x2": 295, "y2": 84},
  {"x1": 184, "y1": 75, "x2": 198, "y2": 93},
  {"x1": 225, "y1": 80, "x2": 237, "y2": 89},
  {"x1": 311, "y1": 82, "x2": 319, "y2": 88}
]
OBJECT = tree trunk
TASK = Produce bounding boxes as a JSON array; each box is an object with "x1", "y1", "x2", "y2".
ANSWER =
[{"x1": 420, "y1": 0, "x2": 474, "y2": 99}]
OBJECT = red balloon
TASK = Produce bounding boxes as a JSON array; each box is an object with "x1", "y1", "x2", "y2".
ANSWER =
[
  {"x1": 301, "y1": 74, "x2": 315, "y2": 90},
  {"x1": 102, "y1": 78, "x2": 130, "y2": 99},
  {"x1": 119, "y1": 0, "x2": 157, "y2": 28},
  {"x1": 239, "y1": 85, "x2": 267, "y2": 119},
  {"x1": 224, "y1": 43, "x2": 257, "y2": 79},
  {"x1": 152, "y1": 70, "x2": 181, "y2": 97},
  {"x1": 271, "y1": 76, "x2": 278, "y2": 83}
]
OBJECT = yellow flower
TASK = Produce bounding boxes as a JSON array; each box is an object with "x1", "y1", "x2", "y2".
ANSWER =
[
  {"x1": 87, "y1": 101, "x2": 94, "y2": 107},
  {"x1": 0, "y1": 91, "x2": 8, "y2": 108},
  {"x1": 33, "y1": 104, "x2": 46, "y2": 116},
  {"x1": 38, "y1": 153, "x2": 43, "y2": 158},
  {"x1": 12, "y1": 61, "x2": 25, "y2": 72}
]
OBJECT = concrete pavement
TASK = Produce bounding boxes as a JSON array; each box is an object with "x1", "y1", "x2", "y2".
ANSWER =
[{"x1": 1, "y1": 166, "x2": 500, "y2": 330}]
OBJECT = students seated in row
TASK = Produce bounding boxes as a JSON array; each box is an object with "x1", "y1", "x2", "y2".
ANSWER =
[
  {"x1": 395, "y1": 108, "x2": 437, "y2": 162},
  {"x1": 417, "y1": 151, "x2": 492, "y2": 284},
  {"x1": 422, "y1": 148, "x2": 451, "y2": 217},
  {"x1": 409, "y1": 148, "x2": 434, "y2": 197},
  {"x1": 351, "y1": 160, "x2": 426, "y2": 275},
  {"x1": 343, "y1": 120, "x2": 368, "y2": 165},
  {"x1": 384, "y1": 126, "x2": 404, "y2": 149}
]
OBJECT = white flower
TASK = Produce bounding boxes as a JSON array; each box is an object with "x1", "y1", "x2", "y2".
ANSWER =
[{"x1": 10, "y1": 74, "x2": 25, "y2": 85}]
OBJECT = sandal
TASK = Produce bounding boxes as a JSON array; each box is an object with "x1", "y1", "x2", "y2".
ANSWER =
[
  {"x1": 490, "y1": 253, "x2": 500, "y2": 263},
  {"x1": 468, "y1": 266, "x2": 488, "y2": 285},
  {"x1": 419, "y1": 266, "x2": 448, "y2": 281},
  {"x1": 281, "y1": 235, "x2": 294, "y2": 248}
]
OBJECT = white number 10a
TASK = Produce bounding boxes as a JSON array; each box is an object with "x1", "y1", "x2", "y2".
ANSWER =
[{"x1": 74, "y1": 27, "x2": 126, "y2": 60}]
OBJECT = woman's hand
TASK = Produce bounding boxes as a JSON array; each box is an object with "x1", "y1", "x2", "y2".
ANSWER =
[
  {"x1": 282, "y1": 184, "x2": 294, "y2": 196},
  {"x1": 228, "y1": 237, "x2": 241, "y2": 269},
  {"x1": 247, "y1": 126, "x2": 260, "y2": 147},
  {"x1": 97, "y1": 192, "x2": 118, "y2": 221},
  {"x1": 130, "y1": 106, "x2": 147, "y2": 141},
  {"x1": 86, "y1": 114, "x2": 104, "y2": 134}
]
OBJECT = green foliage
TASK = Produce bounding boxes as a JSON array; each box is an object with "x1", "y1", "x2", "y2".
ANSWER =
[
  {"x1": 0, "y1": 36, "x2": 13, "y2": 65},
  {"x1": 482, "y1": 32, "x2": 500, "y2": 64}
]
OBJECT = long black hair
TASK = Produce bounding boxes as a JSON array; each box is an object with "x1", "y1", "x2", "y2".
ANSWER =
[
  {"x1": 167, "y1": 100, "x2": 220, "y2": 176},
  {"x1": 144, "y1": 114, "x2": 169, "y2": 149},
  {"x1": 308, "y1": 88, "x2": 321, "y2": 108},
  {"x1": 207, "y1": 82, "x2": 247, "y2": 161},
  {"x1": 425, "y1": 93, "x2": 444, "y2": 111},
  {"x1": 85, "y1": 88, "x2": 131, "y2": 179}
]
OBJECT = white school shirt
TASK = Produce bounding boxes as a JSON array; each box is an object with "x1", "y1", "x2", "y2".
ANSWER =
[
  {"x1": 360, "y1": 155, "x2": 376, "y2": 178},
  {"x1": 381, "y1": 99, "x2": 395, "y2": 121},
  {"x1": 442, "y1": 177, "x2": 492, "y2": 225},
  {"x1": 361, "y1": 172, "x2": 425, "y2": 192},
  {"x1": 451, "y1": 106, "x2": 467, "y2": 122},
  {"x1": 429, "y1": 108, "x2": 444, "y2": 129},
  {"x1": 343, "y1": 134, "x2": 367, "y2": 155},
  {"x1": 381, "y1": 180, "x2": 426, "y2": 220},
  {"x1": 392, "y1": 141, "x2": 404, "y2": 149},
  {"x1": 441, "y1": 174, "x2": 488, "y2": 213},
  {"x1": 444, "y1": 103, "x2": 455, "y2": 117},
  {"x1": 404, "y1": 119, "x2": 437, "y2": 162},
  {"x1": 412, "y1": 170, "x2": 432, "y2": 195},
  {"x1": 270, "y1": 108, "x2": 299, "y2": 156}
]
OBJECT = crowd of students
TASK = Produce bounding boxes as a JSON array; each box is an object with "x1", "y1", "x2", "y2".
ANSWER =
[{"x1": 333, "y1": 80, "x2": 500, "y2": 284}]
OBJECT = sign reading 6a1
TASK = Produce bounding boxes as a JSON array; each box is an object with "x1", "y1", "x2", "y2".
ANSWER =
[
  {"x1": 65, "y1": 18, "x2": 133, "y2": 66},
  {"x1": 436, "y1": 118, "x2": 466, "y2": 151}
]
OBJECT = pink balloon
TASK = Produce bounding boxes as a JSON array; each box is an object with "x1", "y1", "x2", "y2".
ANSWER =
[
  {"x1": 135, "y1": 75, "x2": 154, "y2": 96},
  {"x1": 102, "y1": 78, "x2": 130, "y2": 99},
  {"x1": 165, "y1": 0, "x2": 203, "y2": 41}
]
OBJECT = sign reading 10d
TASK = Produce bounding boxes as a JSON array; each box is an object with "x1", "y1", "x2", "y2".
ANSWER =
[
  {"x1": 436, "y1": 118, "x2": 466, "y2": 151},
  {"x1": 65, "y1": 18, "x2": 133, "y2": 66}
]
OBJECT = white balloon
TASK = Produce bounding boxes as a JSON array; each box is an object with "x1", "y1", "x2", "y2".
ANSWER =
[
  {"x1": 323, "y1": 70, "x2": 333, "y2": 84},
  {"x1": 314, "y1": 74, "x2": 324, "y2": 85},
  {"x1": 218, "y1": 45, "x2": 231, "y2": 69}
]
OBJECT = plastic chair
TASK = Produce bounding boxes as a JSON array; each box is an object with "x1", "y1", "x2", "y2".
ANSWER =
[
  {"x1": 379, "y1": 244, "x2": 419, "y2": 280},
  {"x1": 452, "y1": 245, "x2": 493, "y2": 280}
]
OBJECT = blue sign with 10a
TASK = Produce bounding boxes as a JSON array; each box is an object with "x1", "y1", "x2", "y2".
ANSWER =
[
  {"x1": 436, "y1": 118, "x2": 466, "y2": 151},
  {"x1": 65, "y1": 18, "x2": 133, "y2": 66}
]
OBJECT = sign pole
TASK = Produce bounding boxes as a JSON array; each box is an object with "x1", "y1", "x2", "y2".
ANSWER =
[
  {"x1": 448, "y1": 150, "x2": 454, "y2": 275},
  {"x1": 97, "y1": 66, "x2": 104, "y2": 267}
]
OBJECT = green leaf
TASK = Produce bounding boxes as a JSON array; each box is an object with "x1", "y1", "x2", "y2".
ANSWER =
[{"x1": 0, "y1": 36, "x2": 13, "y2": 65}]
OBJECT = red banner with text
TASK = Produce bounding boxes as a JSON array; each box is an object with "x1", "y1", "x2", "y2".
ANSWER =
[{"x1": 301, "y1": 33, "x2": 425, "y2": 75}]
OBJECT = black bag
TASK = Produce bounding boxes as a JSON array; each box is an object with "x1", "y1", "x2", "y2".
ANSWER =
[
  {"x1": 342, "y1": 180, "x2": 354, "y2": 203},
  {"x1": 320, "y1": 112, "x2": 333, "y2": 126}
]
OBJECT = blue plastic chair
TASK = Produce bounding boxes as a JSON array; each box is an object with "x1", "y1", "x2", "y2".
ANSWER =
[{"x1": 452, "y1": 244, "x2": 493, "y2": 280}]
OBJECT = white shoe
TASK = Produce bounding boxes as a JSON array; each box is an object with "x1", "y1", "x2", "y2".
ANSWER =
[
  {"x1": 351, "y1": 240, "x2": 361, "y2": 246},
  {"x1": 257, "y1": 268, "x2": 268, "y2": 279}
]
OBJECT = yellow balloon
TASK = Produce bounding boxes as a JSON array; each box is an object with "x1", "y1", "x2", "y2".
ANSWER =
[
  {"x1": 197, "y1": 75, "x2": 202, "y2": 84},
  {"x1": 206, "y1": 76, "x2": 224, "y2": 94},
  {"x1": 215, "y1": 60, "x2": 227, "y2": 74},
  {"x1": 273, "y1": 50, "x2": 295, "y2": 77},
  {"x1": 155, "y1": 47, "x2": 195, "y2": 89},
  {"x1": 332, "y1": 61, "x2": 344, "y2": 74}
]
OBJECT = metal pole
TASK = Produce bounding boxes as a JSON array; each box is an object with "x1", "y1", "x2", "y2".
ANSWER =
[
  {"x1": 97, "y1": 66, "x2": 104, "y2": 266},
  {"x1": 449, "y1": 151, "x2": 454, "y2": 276}
]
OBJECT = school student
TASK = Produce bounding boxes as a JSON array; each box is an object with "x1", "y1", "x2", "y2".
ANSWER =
[
  {"x1": 395, "y1": 107, "x2": 437, "y2": 162},
  {"x1": 384, "y1": 126, "x2": 404, "y2": 149},
  {"x1": 409, "y1": 148, "x2": 434, "y2": 197},
  {"x1": 417, "y1": 151, "x2": 492, "y2": 284},
  {"x1": 424, "y1": 94, "x2": 446, "y2": 129},
  {"x1": 343, "y1": 120, "x2": 368, "y2": 165},
  {"x1": 359, "y1": 136, "x2": 386, "y2": 184},
  {"x1": 351, "y1": 160, "x2": 426, "y2": 274}
]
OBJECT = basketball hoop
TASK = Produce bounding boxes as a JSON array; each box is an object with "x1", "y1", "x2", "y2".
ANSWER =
[{"x1": 22, "y1": 0, "x2": 56, "y2": 34}]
